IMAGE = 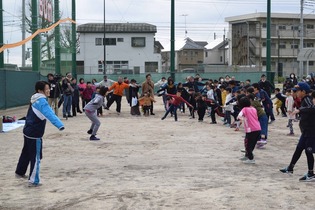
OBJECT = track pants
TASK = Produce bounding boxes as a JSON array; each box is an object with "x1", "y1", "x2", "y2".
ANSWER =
[{"x1": 16, "y1": 136, "x2": 42, "y2": 185}]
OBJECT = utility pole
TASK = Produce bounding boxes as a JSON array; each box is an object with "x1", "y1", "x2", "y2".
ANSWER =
[
  {"x1": 31, "y1": 0, "x2": 40, "y2": 71},
  {"x1": 170, "y1": 0, "x2": 175, "y2": 80},
  {"x1": 54, "y1": 0, "x2": 61, "y2": 74},
  {"x1": 299, "y1": 0, "x2": 304, "y2": 78},
  {"x1": 223, "y1": 28, "x2": 226, "y2": 65},
  {"x1": 0, "y1": 0, "x2": 4, "y2": 68},
  {"x1": 22, "y1": 0, "x2": 26, "y2": 67},
  {"x1": 103, "y1": 0, "x2": 106, "y2": 75},
  {"x1": 71, "y1": 0, "x2": 76, "y2": 78},
  {"x1": 266, "y1": 0, "x2": 271, "y2": 81}
]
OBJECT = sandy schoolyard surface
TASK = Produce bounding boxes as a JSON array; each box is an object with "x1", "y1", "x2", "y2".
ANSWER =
[{"x1": 1, "y1": 96, "x2": 315, "y2": 210}]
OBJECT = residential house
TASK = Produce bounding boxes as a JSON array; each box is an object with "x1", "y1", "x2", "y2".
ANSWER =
[{"x1": 76, "y1": 23, "x2": 163, "y2": 74}]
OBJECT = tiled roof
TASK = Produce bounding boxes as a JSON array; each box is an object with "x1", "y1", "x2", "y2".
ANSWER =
[{"x1": 77, "y1": 23, "x2": 157, "y2": 33}]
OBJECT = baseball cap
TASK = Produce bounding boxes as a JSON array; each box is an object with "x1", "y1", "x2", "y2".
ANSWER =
[{"x1": 292, "y1": 82, "x2": 311, "y2": 93}]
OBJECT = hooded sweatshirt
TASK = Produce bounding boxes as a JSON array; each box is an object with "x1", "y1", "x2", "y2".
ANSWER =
[
  {"x1": 23, "y1": 93, "x2": 64, "y2": 139},
  {"x1": 84, "y1": 93, "x2": 106, "y2": 113}
]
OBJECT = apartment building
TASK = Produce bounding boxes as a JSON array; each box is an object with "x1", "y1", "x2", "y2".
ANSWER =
[{"x1": 225, "y1": 12, "x2": 315, "y2": 77}]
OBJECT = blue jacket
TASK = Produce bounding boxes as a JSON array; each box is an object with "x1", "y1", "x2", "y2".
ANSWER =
[{"x1": 23, "y1": 93, "x2": 64, "y2": 139}]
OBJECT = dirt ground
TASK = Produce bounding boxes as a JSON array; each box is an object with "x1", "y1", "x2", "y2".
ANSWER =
[{"x1": 1, "y1": 97, "x2": 315, "y2": 210}]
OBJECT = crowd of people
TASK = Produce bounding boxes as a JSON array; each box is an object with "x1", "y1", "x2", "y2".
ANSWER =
[{"x1": 14, "y1": 72, "x2": 315, "y2": 187}]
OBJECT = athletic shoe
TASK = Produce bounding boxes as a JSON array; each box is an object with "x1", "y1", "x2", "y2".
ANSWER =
[
  {"x1": 279, "y1": 167, "x2": 293, "y2": 174},
  {"x1": 256, "y1": 144, "x2": 265, "y2": 149},
  {"x1": 210, "y1": 122, "x2": 217, "y2": 124},
  {"x1": 87, "y1": 129, "x2": 93, "y2": 134},
  {"x1": 240, "y1": 149, "x2": 246, "y2": 153},
  {"x1": 234, "y1": 128, "x2": 240, "y2": 131},
  {"x1": 239, "y1": 156, "x2": 248, "y2": 161},
  {"x1": 243, "y1": 159, "x2": 255, "y2": 164},
  {"x1": 268, "y1": 120, "x2": 275, "y2": 124},
  {"x1": 15, "y1": 173, "x2": 28, "y2": 179},
  {"x1": 299, "y1": 173, "x2": 315, "y2": 182},
  {"x1": 90, "y1": 135, "x2": 100, "y2": 141},
  {"x1": 257, "y1": 139, "x2": 267, "y2": 145},
  {"x1": 151, "y1": 113, "x2": 155, "y2": 115},
  {"x1": 161, "y1": 117, "x2": 166, "y2": 120},
  {"x1": 225, "y1": 124, "x2": 230, "y2": 127},
  {"x1": 286, "y1": 133, "x2": 294, "y2": 136},
  {"x1": 28, "y1": 182, "x2": 42, "y2": 187}
]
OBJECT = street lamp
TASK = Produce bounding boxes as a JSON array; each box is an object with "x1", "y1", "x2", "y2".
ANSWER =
[{"x1": 103, "y1": 0, "x2": 106, "y2": 75}]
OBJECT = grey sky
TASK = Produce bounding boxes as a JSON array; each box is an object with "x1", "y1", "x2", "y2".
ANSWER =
[{"x1": 2, "y1": 0, "x2": 307, "y2": 66}]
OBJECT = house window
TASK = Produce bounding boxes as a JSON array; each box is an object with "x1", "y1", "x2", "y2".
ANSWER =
[
  {"x1": 145, "y1": 62, "x2": 158, "y2": 72},
  {"x1": 220, "y1": 56, "x2": 223, "y2": 62},
  {"x1": 105, "y1": 60, "x2": 129, "y2": 74},
  {"x1": 117, "y1": 38, "x2": 124, "y2": 42},
  {"x1": 291, "y1": 25, "x2": 299, "y2": 31},
  {"x1": 307, "y1": 24, "x2": 314, "y2": 29},
  {"x1": 262, "y1": 23, "x2": 267, "y2": 28},
  {"x1": 131, "y1": 37, "x2": 146, "y2": 47},
  {"x1": 205, "y1": 52, "x2": 208, "y2": 57},
  {"x1": 104, "y1": 38, "x2": 116, "y2": 46},
  {"x1": 309, "y1": 61, "x2": 314, "y2": 66},
  {"x1": 95, "y1": 38, "x2": 102, "y2": 46},
  {"x1": 291, "y1": 43, "x2": 299, "y2": 49},
  {"x1": 278, "y1": 25, "x2": 286, "y2": 30},
  {"x1": 262, "y1": 42, "x2": 266, "y2": 47},
  {"x1": 98, "y1": 60, "x2": 104, "y2": 72}
]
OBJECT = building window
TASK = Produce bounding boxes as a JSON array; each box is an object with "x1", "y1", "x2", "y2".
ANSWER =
[
  {"x1": 309, "y1": 61, "x2": 314, "y2": 66},
  {"x1": 131, "y1": 37, "x2": 146, "y2": 47},
  {"x1": 117, "y1": 38, "x2": 124, "y2": 42},
  {"x1": 104, "y1": 38, "x2": 116, "y2": 46},
  {"x1": 306, "y1": 24, "x2": 314, "y2": 29},
  {"x1": 291, "y1": 43, "x2": 299, "y2": 49},
  {"x1": 205, "y1": 51, "x2": 208, "y2": 57},
  {"x1": 291, "y1": 25, "x2": 299, "y2": 31},
  {"x1": 145, "y1": 62, "x2": 158, "y2": 72},
  {"x1": 106, "y1": 60, "x2": 129, "y2": 74},
  {"x1": 305, "y1": 43, "x2": 314, "y2": 48},
  {"x1": 278, "y1": 25, "x2": 286, "y2": 30},
  {"x1": 98, "y1": 60, "x2": 104, "y2": 72},
  {"x1": 262, "y1": 42, "x2": 266, "y2": 47},
  {"x1": 95, "y1": 38, "x2": 102, "y2": 46},
  {"x1": 262, "y1": 61, "x2": 267, "y2": 66},
  {"x1": 262, "y1": 23, "x2": 267, "y2": 28},
  {"x1": 220, "y1": 56, "x2": 223, "y2": 62},
  {"x1": 279, "y1": 42, "x2": 286, "y2": 49}
]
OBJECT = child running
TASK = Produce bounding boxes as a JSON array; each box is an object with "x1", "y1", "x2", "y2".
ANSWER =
[
  {"x1": 237, "y1": 96, "x2": 261, "y2": 164},
  {"x1": 285, "y1": 89, "x2": 295, "y2": 135},
  {"x1": 84, "y1": 86, "x2": 108, "y2": 141},
  {"x1": 161, "y1": 90, "x2": 193, "y2": 121}
]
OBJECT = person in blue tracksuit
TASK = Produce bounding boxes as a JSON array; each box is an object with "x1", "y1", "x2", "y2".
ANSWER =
[{"x1": 15, "y1": 81, "x2": 65, "y2": 187}]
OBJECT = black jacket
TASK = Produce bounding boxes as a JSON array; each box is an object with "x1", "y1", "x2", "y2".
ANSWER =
[{"x1": 299, "y1": 95, "x2": 315, "y2": 136}]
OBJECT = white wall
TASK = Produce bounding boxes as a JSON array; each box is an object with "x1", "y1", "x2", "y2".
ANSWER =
[{"x1": 77, "y1": 32, "x2": 161, "y2": 74}]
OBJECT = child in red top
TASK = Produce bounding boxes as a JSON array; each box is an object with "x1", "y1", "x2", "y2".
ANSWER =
[
  {"x1": 161, "y1": 91, "x2": 193, "y2": 121},
  {"x1": 82, "y1": 82, "x2": 94, "y2": 105}
]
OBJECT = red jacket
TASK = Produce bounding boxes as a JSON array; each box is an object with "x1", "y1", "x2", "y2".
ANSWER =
[
  {"x1": 167, "y1": 94, "x2": 192, "y2": 107},
  {"x1": 82, "y1": 87, "x2": 94, "y2": 100}
]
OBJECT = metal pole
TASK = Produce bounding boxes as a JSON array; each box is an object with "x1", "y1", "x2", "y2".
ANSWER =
[
  {"x1": 277, "y1": 30, "x2": 280, "y2": 77},
  {"x1": 266, "y1": 0, "x2": 271, "y2": 81},
  {"x1": 31, "y1": 0, "x2": 40, "y2": 71},
  {"x1": 103, "y1": 0, "x2": 106, "y2": 75},
  {"x1": 170, "y1": 0, "x2": 175, "y2": 80},
  {"x1": 22, "y1": 0, "x2": 26, "y2": 67},
  {"x1": 299, "y1": 0, "x2": 304, "y2": 78},
  {"x1": 0, "y1": 0, "x2": 4, "y2": 68},
  {"x1": 54, "y1": 0, "x2": 61, "y2": 74},
  {"x1": 71, "y1": 0, "x2": 76, "y2": 78}
]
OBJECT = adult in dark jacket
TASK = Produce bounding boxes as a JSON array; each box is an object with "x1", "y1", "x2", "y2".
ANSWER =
[
  {"x1": 47, "y1": 73, "x2": 61, "y2": 116},
  {"x1": 258, "y1": 74, "x2": 274, "y2": 97},
  {"x1": 280, "y1": 82, "x2": 315, "y2": 181},
  {"x1": 183, "y1": 76, "x2": 205, "y2": 92}
]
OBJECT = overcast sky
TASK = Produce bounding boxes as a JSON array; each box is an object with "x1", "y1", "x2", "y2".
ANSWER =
[{"x1": 2, "y1": 0, "x2": 310, "y2": 66}]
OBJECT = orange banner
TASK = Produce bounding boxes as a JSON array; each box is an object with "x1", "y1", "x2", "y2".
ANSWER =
[{"x1": 0, "y1": 18, "x2": 76, "y2": 53}]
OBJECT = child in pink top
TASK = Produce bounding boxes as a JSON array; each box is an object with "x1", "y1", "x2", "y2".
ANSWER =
[{"x1": 237, "y1": 96, "x2": 261, "y2": 164}]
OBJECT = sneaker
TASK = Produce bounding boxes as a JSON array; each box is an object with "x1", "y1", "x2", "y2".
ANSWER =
[
  {"x1": 286, "y1": 133, "x2": 294, "y2": 136},
  {"x1": 239, "y1": 156, "x2": 248, "y2": 161},
  {"x1": 87, "y1": 129, "x2": 93, "y2": 134},
  {"x1": 90, "y1": 135, "x2": 100, "y2": 141},
  {"x1": 279, "y1": 167, "x2": 293, "y2": 174},
  {"x1": 210, "y1": 122, "x2": 217, "y2": 124},
  {"x1": 257, "y1": 139, "x2": 267, "y2": 145},
  {"x1": 150, "y1": 113, "x2": 155, "y2": 115},
  {"x1": 268, "y1": 120, "x2": 275, "y2": 124},
  {"x1": 28, "y1": 182, "x2": 42, "y2": 187},
  {"x1": 225, "y1": 124, "x2": 230, "y2": 127},
  {"x1": 243, "y1": 159, "x2": 255, "y2": 164},
  {"x1": 234, "y1": 128, "x2": 240, "y2": 131},
  {"x1": 15, "y1": 173, "x2": 28, "y2": 179},
  {"x1": 161, "y1": 117, "x2": 166, "y2": 120},
  {"x1": 299, "y1": 173, "x2": 315, "y2": 182}
]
